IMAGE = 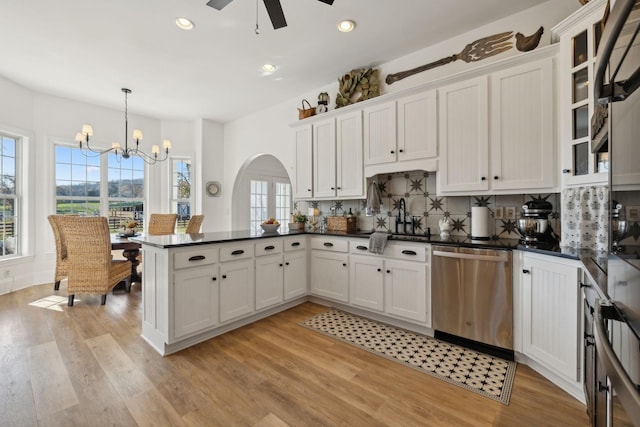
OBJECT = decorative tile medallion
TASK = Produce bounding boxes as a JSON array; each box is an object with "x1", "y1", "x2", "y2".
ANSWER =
[{"x1": 301, "y1": 308, "x2": 516, "y2": 405}]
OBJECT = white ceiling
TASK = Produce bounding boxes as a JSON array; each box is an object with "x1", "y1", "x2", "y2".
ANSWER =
[{"x1": 1, "y1": 0, "x2": 551, "y2": 122}]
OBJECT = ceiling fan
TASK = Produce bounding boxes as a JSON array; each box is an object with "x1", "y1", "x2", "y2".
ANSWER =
[{"x1": 206, "y1": 0, "x2": 335, "y2": 30}]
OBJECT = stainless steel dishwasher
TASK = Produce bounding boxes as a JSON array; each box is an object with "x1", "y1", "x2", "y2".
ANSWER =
[{"x1": 431, "y1": 245, "x2": 513, "y2": 351}]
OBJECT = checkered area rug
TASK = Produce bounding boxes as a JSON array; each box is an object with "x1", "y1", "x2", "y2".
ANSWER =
[{"x1": 301, "y1": 308, "x2": 516, "y2": 405}]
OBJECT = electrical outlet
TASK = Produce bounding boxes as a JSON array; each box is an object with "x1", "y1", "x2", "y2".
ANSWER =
[
  {"x1": 494, "y1": 207, "x2": 504, "y2": 220},
  {"x1": 505, "y1": 207, "x2": 516, "y2": 220},
  {"x1": 627, "y1": 206, "x2": 640, "y2": 222}
]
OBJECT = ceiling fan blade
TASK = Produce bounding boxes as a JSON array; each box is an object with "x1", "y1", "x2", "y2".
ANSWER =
[
  {"x1": 206, "y1": 0, "x2": 234, "y2": 10},
  {"x1": 317, "y1": 0, "x2": 335, "y2": 4},
  {"x1": 263, "y1": 0, "x2": 287, "y2": 29}
]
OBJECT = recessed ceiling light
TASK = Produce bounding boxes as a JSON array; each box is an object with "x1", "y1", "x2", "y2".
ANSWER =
[
  {"x1": 262, "y1": 63, "x2": 277, "y2": 72},
  {"x1": 176, "y1": 17, "x2": 194, "y2": 30},
  {"x1": 338, "y1": 20, "x2": 355, "y2": 33}
]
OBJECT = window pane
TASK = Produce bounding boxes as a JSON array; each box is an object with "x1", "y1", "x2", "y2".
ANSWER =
[
  {"x1": 107, "y1": 153, "x2": 144, "y2": 232},
  {"x1": 171, "y1": 159, "x2": 192, "y2": 231},
  {"x1": 275, "y1": 182, "x2": 291, "y2": 226}
]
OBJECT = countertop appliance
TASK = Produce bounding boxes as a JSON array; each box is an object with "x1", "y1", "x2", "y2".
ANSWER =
[
  {"x1": 431, "y1": 245, "x2": 513, "y2": 359},
  {"x1": 516, "y1": 200, "x2": 559, "y2": 248},
  {"x1": 588, "y1": 0, "x2": 640, "y2": 425}
]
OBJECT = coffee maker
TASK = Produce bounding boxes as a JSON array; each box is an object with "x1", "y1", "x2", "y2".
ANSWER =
[{"x1": 517, "y1": 200, "x2": 558, "y2": 247}]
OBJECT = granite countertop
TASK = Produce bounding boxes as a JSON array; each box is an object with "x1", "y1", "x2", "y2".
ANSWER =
[{"x1": 130, "y1": 228, "x2": 579, "y2": 260}]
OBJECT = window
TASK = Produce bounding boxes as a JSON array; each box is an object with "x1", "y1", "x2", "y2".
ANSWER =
[
  {"x1": 170, "y1": 158, "x2": 192, "y2": 232},
  {"x1": 249, "y1": 178, "x2": 291, "y2": 233},
  {"x1": 0, "y1": 134, "x2": 18, "y2": 257},
  {"x1": 55, "y1": 145, "x2": 145, "y2": 231}
]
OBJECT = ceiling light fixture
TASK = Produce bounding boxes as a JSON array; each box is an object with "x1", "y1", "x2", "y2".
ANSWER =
[
  {"x1": 75, "y1": 88, "x2": 171, "y2": 165},
  {"x1": 175, "y1": 17, "x2": 194, "y2": 30},
  {"x1": 262, "y1": 63, "x2": 276, "y2": 72},
  {"x1": 338, "y1": 20, "x2": 355, "y2": 32}
]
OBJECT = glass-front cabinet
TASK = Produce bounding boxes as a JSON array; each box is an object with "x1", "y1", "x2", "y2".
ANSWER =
[{"x1": 554, "y1": 0, "x2": 609, "y2": 186}]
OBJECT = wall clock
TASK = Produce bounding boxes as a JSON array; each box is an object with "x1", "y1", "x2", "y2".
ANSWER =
[{"x1": 206, "y1": 181, "x2": 221, "y2": 197}]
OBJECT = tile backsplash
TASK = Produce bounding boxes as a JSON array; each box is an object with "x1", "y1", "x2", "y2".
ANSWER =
[{"x1": 295, "y1": 171, "x2": 561, "y2": 241}]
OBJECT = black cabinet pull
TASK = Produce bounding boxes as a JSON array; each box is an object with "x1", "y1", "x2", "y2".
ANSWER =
[
  {"x1": 401, "y1": 250, "x2": 417, "y2": 256},
  {"x1": 494, "y1": 176, "x2": 499, "y2": 180},
  {"x1": 264, "y1": 245, "x2": 275, "y2": 250},
  {"x1": 356, "y1": 245, "x2": 367, "y2": 250},
  {"x1": 386, "y1": 269, "x2": 391, "y2": 273},
  {"x1": 188, "y1": 255, "x2": 206, "y2": 261},
  {"x1": 222, "y1": 275, "x2": 227, "y2": 279},
  {"x1": 390, "y1": 150, "x2": 395, "y2": 154},
  {"x1": 399, "y1": 149, "x2": 404, "y2": 153},
  {"x1": 342, "y1": 263, "x2": 347, "y2": 267},
  {"x1": 323, "y1": 242, "x2": 334, "y2": 247},
  {"x1": 291, "y1": 242, "x2": 301, "y2": 247},
  {"x1": 279, "y1": 263, "x2": 283, "y2": 267},
  {"x1": 337, "y1": 186, "x2": 341, "y2": 190},
  {"x1": 285, "y1": 262, "x2": 290, "y2": 266},
  {"x1": 307, "y1": 188, "x2": 311, "y2": 191},
  {"x1": 231, "y1": 249, "x2": 244, "y2": 255},
  {"x1": 377, "y1": 268, "x2": 381, "y2": 272},
  {"x1": 481, "y1": 176, "x2": 486, "y2": 181},
  {"x1": 522, "y1": 269, "x2": 530, "y2": 274},
  {"x1": 331, "y1": 187, "x2": 335, "y2": 190},
  {"x1": 212, "y1": 277, "x2": 217, "y2": 281},
  {"x1": 562, "y1": 169, "x2": 571, "y2": 174}
]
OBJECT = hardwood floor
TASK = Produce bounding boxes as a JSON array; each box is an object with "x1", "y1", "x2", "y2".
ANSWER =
[{"x1": 0, "y1": 283, "x2": 589, "y2": 426}]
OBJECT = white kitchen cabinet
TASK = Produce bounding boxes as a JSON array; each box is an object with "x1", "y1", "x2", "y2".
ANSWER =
[
  {"x1": 173, "y1": 265, "x2": 219, "y2": 339},
  {"x1": 310, "y1": 237, "x2": 349, "y2": 302},
  {"x1": 438, "y1": 76, "x2": 489, "y2": 193},
  {"x1": 313, "y1": 112, "x2": 364, "y2": 199},
  {"x1": 284, "y1": 250, "x2": 307, "y2": 301},
  {"x1": 397, "y1": 90, "x2": 438, "y2": 162},
  {"x1": 490, "y1": 58, "x2": 555, "y2": 191},
  {"x1": 219, "y1": 259, "x2": 255, "y2": 323},
  {"x1": 439, "y1": 55, "x2": 557, "y2": 194},
  {"x1": 255, "y1": 254, "x2": 284, "y2": 310},
  {"x1": 349, "y1": 254, "x2": 385, "y2": 312},
  {"x1": 385, "y1": 259, "x2": 428, "y2": 324},
  {"x1": 363, "y1": 101, "x2": 397, "y2": 165},
  {"x1": 293, "y1": 124, "x2": 313, "y2": 199},
  {"x1": 521, "y1": 252, "x2": 581, "y2": 384}
]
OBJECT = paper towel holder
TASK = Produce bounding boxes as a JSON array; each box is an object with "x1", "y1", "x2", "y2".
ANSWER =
[{"x1": 471, "y1": 206, "x2": 491, "y2": 240}]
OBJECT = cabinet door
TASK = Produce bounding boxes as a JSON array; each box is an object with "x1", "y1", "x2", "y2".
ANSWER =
[
  {"x1": 310, "y1": 250, "x2": 349, "y2": 302},
  {"x1": 438, "y1": 76, "x2": 489, "y2": 193},
  {"x1": 293, "y1": 125, "x2": 313, "y2": 199},
  {"x1": 522, "y1": 254, "x2": 580, "y2": 381},
  {"x1": 255, "y1": 254, "x2": 284, "y2": 310},
  {"x1": 490, "y1": 58, "x2": 555, "y2": 191},
  {"x1": 336, "y1": 111, "x2": 365, "y2": 198},
  {"x1": 349, "y1": 255, "x2": 384, "y2": 312},
  {"x1": 173, "y1": 265, "x2": 219, "y2": 340},
  {"x1": 384, "y1": 259, "x2": 428, "y2": 323},
  {"x1": 219, "y1": 259, "x2": 255, "y2": 323},
  {"x1": 397, "y1": 90, "x2": 437, "y2": 161},
  {"x1": 313, "y1": 118, "x2": 337, "y2": 198},
  {"x1": 363, "y1": 101, "x2": 397, "y2": 165},
  {"x1": 284, "y1": 250, "x2": 307, "y2": 300}
]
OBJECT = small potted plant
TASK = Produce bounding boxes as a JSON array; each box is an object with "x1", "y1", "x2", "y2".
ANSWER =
[
  {"x1": 120, "y1": 219, "x2": 138, "y2": 237},
  {"x1": 289, "y1": 212, "x2": 307, "y2": 230}
]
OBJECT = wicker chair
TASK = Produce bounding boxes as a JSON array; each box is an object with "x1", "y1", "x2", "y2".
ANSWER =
[
  {"x1": 59, "y1": 216, "x2": 131, "y2": 306},
  {"x1": 47, "y1": 215, "x2": 70, "y2": 290},
  {"x1": 148, "y1": 213, "x2": 178, "y2": 235},
  {"x1": 185, "y1": 215, "x2": 204, "y2": 233}
]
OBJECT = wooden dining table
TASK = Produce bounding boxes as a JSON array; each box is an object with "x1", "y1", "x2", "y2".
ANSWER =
[{"x1": 111, "y1": 234, "x2": 142, "y2": 284}]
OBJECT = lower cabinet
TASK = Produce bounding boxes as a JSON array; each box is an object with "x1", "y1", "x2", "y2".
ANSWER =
[
  {"x1": 219, "y1": 259, "x2": 255, "y2": 323},
  {"x1": 284, "y1": 250, "x2": 307, "y2": 300},
  {"x1": 311, "y1": 249, "x2": 349, "y2": 303},
  {"x1": 255, "y1": 254, "x2": 284, "y2": 310},
  {"x1": 520, "y1": 252, "x2": 581, "y2": 385},
  {"x1": 173, "y1": 265, "x2": 219, "y2": 339},
  {"x1": 350, "y1": 255, "x2": 385, "y2": 312},
  {"x1": 385, "y1": 259, "x2": 428, "y2": 324}
]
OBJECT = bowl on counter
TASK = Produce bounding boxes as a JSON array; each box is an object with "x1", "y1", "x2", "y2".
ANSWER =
[
  {"x1": 517, "y1": 218, "x2": 548, "y2": 240},
  {"x1": 260, "y1": 223, "x2": 280, "y2": 233}
]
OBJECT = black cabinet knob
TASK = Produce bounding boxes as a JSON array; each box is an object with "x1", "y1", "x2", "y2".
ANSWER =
[
  {"x1": 562, "y1": 169, "x2": 571, "y2": 174},
  {"x1": 212, "y1": 277, "x2": 217, "y2": 281},
  {"x1": 342, "y1": 263, "x2": 347, "y2": 267},
  {"x1": 331, "y1": 187, "x2": 335, "y2": 190},
  {"x1": 222, "y1": 274, "x2": 227, "y2": 279},
  {"x1": 390, "y1": 150, "x2": 395, "y2": 154},
  {"x1": 386, "y1": 269, "x2": 391, "y2": 274},
  {"x1": 399, "y1": 149, "x2": 404, "y2": 153},
  {"x1": 377, "y1": 268, "x2": 381, "y2": 272},
  {"x1": 522, "y1": 269, "x2": 530, "y2": 274},
  {"x1": 307, "y1": 188, "x2": 311, "y2": 191},
  {"x1": 285, "y1": 262, "x2": 290, "y2": 266},
  {"x1": 481, "y1": 176, "x2": 486, "y2": 181},
  {"x1": 279, "y1": 263, "x2": 283, "y2": 267},
  {"x1": 494, "y1": 176, "x2": 499, "y2": 180}
]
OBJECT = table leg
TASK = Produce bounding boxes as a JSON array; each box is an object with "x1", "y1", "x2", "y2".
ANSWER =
[{"x1": 122, "y1": 248, "x2": 142, "y2": 287}]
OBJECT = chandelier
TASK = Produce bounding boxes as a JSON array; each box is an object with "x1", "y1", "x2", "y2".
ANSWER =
[{"x1": 74, "y1": 88, "x2": 171, "y2": 164}]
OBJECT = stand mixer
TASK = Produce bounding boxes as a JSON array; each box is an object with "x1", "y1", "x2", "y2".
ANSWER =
[
  {"x1": 517, "y1": 200, "x2": 558, "y2": 247},
  {"x1": 611, "y1": 201, "x2": 628, "y2": 252}
]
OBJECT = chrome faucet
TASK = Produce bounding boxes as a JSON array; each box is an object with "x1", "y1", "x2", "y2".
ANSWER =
[{"x1": 396, "y1": 198, "x2": 407, "y2": 234}]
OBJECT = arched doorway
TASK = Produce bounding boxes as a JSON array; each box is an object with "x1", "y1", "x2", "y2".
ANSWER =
[{"x1": 231, "y1": 154, "x2": 292, "y2": 232}]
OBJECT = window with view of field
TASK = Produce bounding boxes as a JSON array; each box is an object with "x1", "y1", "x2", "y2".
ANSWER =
[
  {"x1": 170, "y1": 158, "x2": 192, "y2": 232},
  {"x1": 55, "y1": 145, "x2": 144, "y2": 232},
  {"x1": 0, "y1": 134, "x2": 18, "y2": 257},
  {"x1": 249, "y1": 178, "x2": 291, "y2": 234}
]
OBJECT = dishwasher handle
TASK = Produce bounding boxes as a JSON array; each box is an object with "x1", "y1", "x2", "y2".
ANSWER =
[{"x1": 432, "y1": 249, "x2": 510, "y2": 263}]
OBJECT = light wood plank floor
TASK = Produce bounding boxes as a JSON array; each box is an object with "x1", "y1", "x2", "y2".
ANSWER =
[{"x1": 0, "y1": 283, "x2": 589, "y2": 426}]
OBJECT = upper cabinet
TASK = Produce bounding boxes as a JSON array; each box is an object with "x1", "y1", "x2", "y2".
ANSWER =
[
  {"x1": 554, "y1": 0, "x2": 608, "y2": 186},
  {"x1": 363, "y1": 101, "x2": 397, "y2": 166},
  {"x1": 293, "y1": 124, "x2": 313, "y2": 199},
  {"x1": 313, "y1": 112, "x2": 365, "y2": 200},
  {"x1": 438, "y1": 57, "x2": 556, "y2": 195}
]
